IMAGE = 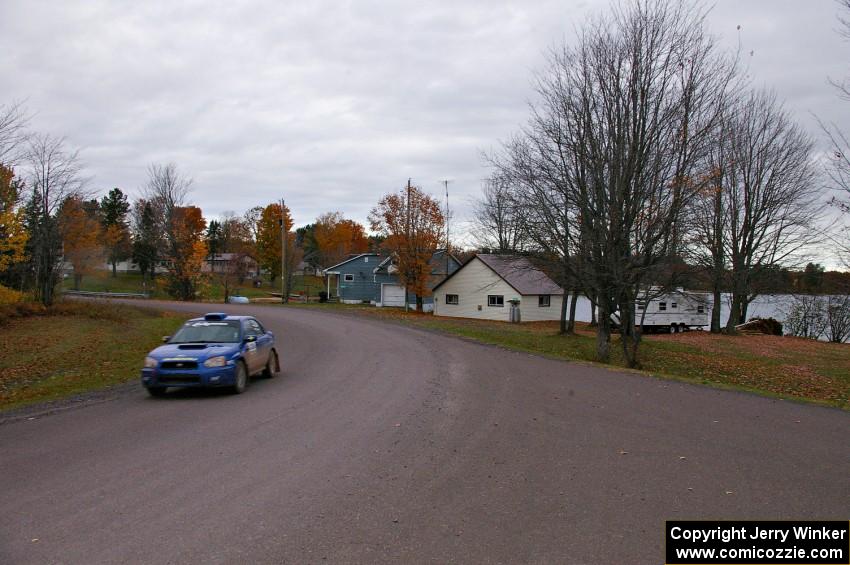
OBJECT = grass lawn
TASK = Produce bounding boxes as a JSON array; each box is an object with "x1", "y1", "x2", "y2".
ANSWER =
[
  {"x1": 0, "y1": 302, "x2": 184, "y2": 412},
  {"x1": 284, "y1": 302, "x2": 850, "y2": 409},
  {"x1": 61, "y1": 271, "x2": 324, "y2": 302}
]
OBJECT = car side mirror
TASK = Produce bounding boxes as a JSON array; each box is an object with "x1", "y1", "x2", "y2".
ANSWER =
[
  {"x1": 162, "y1": 336, "x2": 171, "y2": 343},
  {"x1": 244, "y1": 335, "x2": 257, "y2": 343}
]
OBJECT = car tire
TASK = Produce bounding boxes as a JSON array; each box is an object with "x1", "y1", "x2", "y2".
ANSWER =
[
  {"x1": 232, "y1": 361, "x2": 248, "y2": 394},
  {"x1": 147, "y1": 387, "x2": 168, "y2": 397},
  {"x1": 262, "y1": 350, "x2": 279, "y2": 378}
]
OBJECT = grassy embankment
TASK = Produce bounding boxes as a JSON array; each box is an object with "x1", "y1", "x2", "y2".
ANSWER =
[
  {"x1": 285, "y1": 302, "x2": 850, "y2": 409},
  {"x1": 61, "y1": 271, "x2": 324, "y2": 301},
  {"x1": 0, "y1": 298, "x2": 184, "y2": 412}
]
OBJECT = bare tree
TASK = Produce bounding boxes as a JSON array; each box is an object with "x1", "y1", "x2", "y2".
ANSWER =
[
  {"x1": 491, "y1": 131, "x2": 581, "y2": 335},
  {"x1": 0, "y1": 100, "x2": 29, "y2": 166},
  {"x1": 784, "y1": 295, "x2": 827, "y2": 339},
  {"x1": 470, "y1": 173, "x2": 527, "y2": 253},
  {"x1": 719, "y1": 91, "x2": 819, "y2": 331},
  {"x1": 496, "y1": 0, "x2": 735, "y2": 366},
  {"x1": 144, "y1": 163, "x2": 191, "y2": 222},
  {"x1": 816, "y1": 0, "x2": 850, "y2": 266},
  {"x1": 25, "y1": 134, "x2": 86, "y2": 305},
  {"x1": 825, "y1": 295, "x2": 850, "y2": 343}
]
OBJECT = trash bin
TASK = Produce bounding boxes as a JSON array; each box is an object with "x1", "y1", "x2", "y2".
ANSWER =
[{"x1": 508, "y1": 298, "x2": 521, "y2": 323}]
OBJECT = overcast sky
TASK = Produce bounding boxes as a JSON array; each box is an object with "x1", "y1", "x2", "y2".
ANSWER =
[{"x1": 1, "y1": 0, "x2": 847, "y2": 247}]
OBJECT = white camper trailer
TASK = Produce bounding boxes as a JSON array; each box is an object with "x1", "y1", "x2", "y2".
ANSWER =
[{"x1": 614, "y1": 289, "x2": 710, "y2": 333}]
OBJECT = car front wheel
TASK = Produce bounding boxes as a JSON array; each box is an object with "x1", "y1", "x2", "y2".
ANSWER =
[{"x1": 232, "y1": 361, "x2": 248, "y2": 394}]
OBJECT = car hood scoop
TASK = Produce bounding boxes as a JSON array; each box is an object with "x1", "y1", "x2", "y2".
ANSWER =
[{"x1": 177, "y1": 344, "x2": 209, "y2": 350}]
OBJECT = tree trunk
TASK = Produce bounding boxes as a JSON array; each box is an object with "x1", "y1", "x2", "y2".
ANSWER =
[
  {"x1": 710, "y1": 289, "x2": 722, "y2": 333},
  {"x1": 559, "y1": 288, "x2": 569, "y2": 334},
  {"x1": 74, "y1": 273, "x2": 81, "y2": 291},
  {"x1": 589, "y1": 294, "x2": 597, "y2": 327},
  {"x1": 112, "y1": 261, "x2": 117, "y2": 278},
  {"x1": 620, "y1": 304, "x2": 640, "y2": 368},
  {"x1": 725, "y1": 292, "x2": 743, "y2": 333},
  {"x1": 566, "y1": 289, "x2": 579, "y2": 333},
  {"x1": 595, "y1": 303, "x2": 611, "y2": 363}
]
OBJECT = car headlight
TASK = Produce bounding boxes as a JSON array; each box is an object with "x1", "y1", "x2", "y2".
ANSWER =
[
  {"x1": 204, "y1": 356, "x2": 227, "y2": 368},
  {"x1": 144, "y1": 356, "x2": 158, "y2": 368}
]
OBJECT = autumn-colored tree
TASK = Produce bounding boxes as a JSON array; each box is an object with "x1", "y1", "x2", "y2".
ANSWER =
[
  {"x1": 100, "y1": 188, "x2": 131, "y2": 277},
  {"x1": 368, "y1": 182, "x2": 445, "y2": 311},
  {"x1": 313, "y1": 212, "x2": 369, "y2": 268},
  {"x1": 0, "y1": 164, "x2": 28, "y2": 274},
  {"x1": 58, "y1": 196, "x2": 103, "y2": 290},
  {"x1": 255, "y1": 202, "x2": 300, "y2": 297},
  {"x1": 163, "y1": 205, "x2": 207, "y2": 300}
]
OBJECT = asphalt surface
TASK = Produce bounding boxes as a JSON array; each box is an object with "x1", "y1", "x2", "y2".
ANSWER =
[{"x1": 1, "y1": 301, "x2": 848, "y2": 564}]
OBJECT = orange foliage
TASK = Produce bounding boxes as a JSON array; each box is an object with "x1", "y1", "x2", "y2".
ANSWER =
[
  {"x1": 368, "y1": 184, "x2": 445, "y2": 309},
  {"x1": 313, "y1": 212, "x2": 369, "y2": 267},
  {"x1": 58, "y1": 196, "x2": 102, "y2": 288},
  {"x1": 164, "y1": 206, "x2": 208, "y2": 300},
  {"x1": 256, "y1": 202, "x2": 296, "y2": 283}
]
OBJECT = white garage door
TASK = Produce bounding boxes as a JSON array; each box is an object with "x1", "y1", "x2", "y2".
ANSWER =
[{"x1": 381, "y1": 284, "x2": 406, "y2": 307}]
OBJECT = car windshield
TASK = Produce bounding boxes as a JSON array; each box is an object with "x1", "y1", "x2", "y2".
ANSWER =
[{"x1": 169, "y1": 320, "x2": 241, "y2": 343}]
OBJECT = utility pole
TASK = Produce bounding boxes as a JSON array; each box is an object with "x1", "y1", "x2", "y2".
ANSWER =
[
  {"x1": 280, "y1": 199, "x2": 288, "y2": 304},
  {"x1": 405, "y1": 179, "x2": 411, "y2": 312},
  {"x1": 443, "y1": 179, "x2": 451, "y2": 275}
]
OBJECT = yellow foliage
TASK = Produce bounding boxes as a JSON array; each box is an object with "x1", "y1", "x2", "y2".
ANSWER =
[{"x1": 0, "y1": 284, "x2": 24, "y2": 305}]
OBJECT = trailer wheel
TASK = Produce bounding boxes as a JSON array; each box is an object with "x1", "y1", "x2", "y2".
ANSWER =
[{"x1": 670, "y1": 324, "x2": 677, "y2": 334}]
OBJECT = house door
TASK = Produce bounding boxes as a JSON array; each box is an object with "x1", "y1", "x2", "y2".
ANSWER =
[{"x1": 381, "y1": 284, "x2": 406, "y2": 307}]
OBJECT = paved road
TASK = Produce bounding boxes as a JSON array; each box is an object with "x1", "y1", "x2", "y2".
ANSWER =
[{"x1": 1, "y1": 302, "x2": 847, "y2": 564}]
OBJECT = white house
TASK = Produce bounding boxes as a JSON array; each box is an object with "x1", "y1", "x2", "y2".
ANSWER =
[{"x1": 432, "y1": 254, "x2": 564, "y2": 322}]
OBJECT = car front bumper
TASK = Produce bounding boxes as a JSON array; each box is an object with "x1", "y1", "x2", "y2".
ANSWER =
[{"x1": 141, "y1": 364, "x2": 238, "y2": 389}]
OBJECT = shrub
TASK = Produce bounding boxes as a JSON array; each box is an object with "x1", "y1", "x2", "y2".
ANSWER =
[{"x1": 318, "y1": 291, "x2": 328, "y2": 303}]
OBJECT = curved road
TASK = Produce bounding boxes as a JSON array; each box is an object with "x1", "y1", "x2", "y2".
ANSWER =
[{"x1": 1, "y1": 302, "x2": 847, "y2": 564}]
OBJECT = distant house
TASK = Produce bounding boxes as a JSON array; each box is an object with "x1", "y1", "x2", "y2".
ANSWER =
[
  {"x1": 294, "y1": 260, "x2": 321, "y2": 277},
  {"x1": 323, "y1": 253, "x2": 384, "y2": 303},
  {"x1": 202, "y1": 253, "x2": 259, "y2": 279},
  {"x1": 432, "y1": 254, "x2": 564, "y2": 322},
  {"x1": 323, "y1": 250, "x2": 461, "y2": 309}
]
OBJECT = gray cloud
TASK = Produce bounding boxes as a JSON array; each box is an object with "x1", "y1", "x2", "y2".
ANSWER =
[{"x1": 1, "y1": 0, "x2": 846, "y2": 246}]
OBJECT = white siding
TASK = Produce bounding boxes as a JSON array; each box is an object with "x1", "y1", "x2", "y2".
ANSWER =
[
  {"x1": 519, "y1": 294, "x2": 564, "y2": 322},
  {"x1": 433, "y1": 257, "x2": 564, "y2": 322}
]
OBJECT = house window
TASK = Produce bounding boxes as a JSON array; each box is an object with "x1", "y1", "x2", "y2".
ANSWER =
[
  {"x1": 446, "y1": 294, "x2": 459, "y2": 305},
  {"x1": 538, "y1": 295, "x2": 550, "y2": 307},
  {"x1": 658, "y1": 302, "x2": 667, "y2": 311},
  {"x1": 343, "y1": 274, "x2": 354, "y2": 282},
  {"x1": 488, "y1": 295, "x2": 504, "y2": 307},
  {"x1": 697, "y1": 305, "x2": 705, "y2": 314},
  {"x1": 637, "y1": 304, "x2": 645, "y2": 310},
  {"x1": 671, "y1": 302, "x2": 678, "y2": 309}
]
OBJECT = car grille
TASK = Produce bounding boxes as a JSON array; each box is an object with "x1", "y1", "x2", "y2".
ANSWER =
[
  {"x1": 159, "y1": 374, "x2": 201, "y2": 385},
  {"x1": 161, "y1": 361, "x2": 199, "y2": 370}
]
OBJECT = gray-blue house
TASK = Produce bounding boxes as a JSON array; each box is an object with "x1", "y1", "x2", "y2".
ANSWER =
[{"x1": 324, "y1": 250, "x2": 461, "y2": 310}]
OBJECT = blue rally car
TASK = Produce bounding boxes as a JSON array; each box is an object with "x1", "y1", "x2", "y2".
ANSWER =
[{"x1": 141, "y1": 313, "x2": 280, "y2": 397}]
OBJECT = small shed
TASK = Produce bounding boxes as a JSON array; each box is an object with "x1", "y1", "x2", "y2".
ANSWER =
[{"x1": 432, "y1": 254, "x2": 564, "y2": 322}]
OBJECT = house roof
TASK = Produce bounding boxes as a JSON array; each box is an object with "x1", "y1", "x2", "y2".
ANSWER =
[
  {"x1": 373, "y1": 249, "x2": 461, "y2": 274},
  {"x1": 433, "y1": 254, "x2": 563, "y2": 295},
  {"x1": 323, "y1": 253, "x2": 381, "y2": 273}
]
